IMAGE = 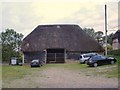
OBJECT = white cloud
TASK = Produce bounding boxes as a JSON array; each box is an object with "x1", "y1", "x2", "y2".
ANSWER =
[{"x1": 1, "y1": 1, "x2": 118, "y2": 37}]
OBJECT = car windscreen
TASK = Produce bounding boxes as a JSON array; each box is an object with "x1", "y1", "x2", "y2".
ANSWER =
[
  {"x1": 100, "y1": 56, "x2": 106, "y2": 59},
  {"x1": 83, "y1": 53, "x2": 97, "y2": 58},
  {"x1": 32, "y1": 60, "x2": 39, "y2": 62},
  {"x1": 90, "y1": 56, "x2": 102, "y2": 60},
  {"x1": 91, "y1": 55, "x2": 107, "y2": 60},
  {"x1": 83, "y1": 55, "x2": 90, "y2": 58}
]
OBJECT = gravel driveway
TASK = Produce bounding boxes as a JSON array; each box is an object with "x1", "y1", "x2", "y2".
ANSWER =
[{"x1": 3, "y1": 64, "x2": 118, "y2": 88}]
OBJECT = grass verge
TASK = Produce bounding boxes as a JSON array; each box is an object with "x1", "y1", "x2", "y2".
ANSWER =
[
  {"x1": 2, "y1": 57, "x2": 119, "y2": 84},
  {"x1": 2, "y1": 65, "x2": 31, "y2": 80}
]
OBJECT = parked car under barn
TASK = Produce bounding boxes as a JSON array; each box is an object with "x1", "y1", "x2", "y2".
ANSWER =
[{"x1": 30, "y1": 59, "x2": 44, "y2": 67}]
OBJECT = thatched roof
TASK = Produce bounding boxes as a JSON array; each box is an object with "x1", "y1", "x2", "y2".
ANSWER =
[
  {"x1": 113, "y1": 30, "x2": 120, "y2": 43},
  {"x1": 21, "y1": 24, "x2": 104, "y2": 52}
]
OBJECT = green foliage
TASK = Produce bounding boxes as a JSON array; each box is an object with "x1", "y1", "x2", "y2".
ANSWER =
[
  {"x1": 103, "y1": 44, "x2": 113, "y2": 51},
  {"x1": 0, "y1": 45, "x2": 2, "y2": 61},
  {"x1": 107, "y1": 33, "x2": 114, "y2": 45},
  {"x1": 1, "y1": 29, "x2": 24, "y2": 62},
  {"x1": 103, "y1": 33, "x2": 114, "y2": 45},
  {"x1": 95, "y1": 31, "x2": 103, "y2": 43},
  {"x1": 108, "y1": 49, "x2": 120, "y2": 56},
  {"x1": 83, "y1": 28, "x2": 104, "y2": 43},
  {"x1": 83, "y1": 28, "x2": 118, "y2": 46},
  {"x1": 83, "y1": 28, "x2": 96, "y2": 39},
  {"x1": 107, "y1": 45, "x2": 113, "y2": 51}
]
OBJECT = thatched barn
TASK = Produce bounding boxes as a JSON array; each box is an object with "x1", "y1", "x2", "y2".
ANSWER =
[{"x1": 21, "y1": 24, "x2": 104, "y2": 63}]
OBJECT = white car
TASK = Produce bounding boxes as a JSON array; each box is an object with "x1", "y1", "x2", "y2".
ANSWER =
[{"x1": 79, "y1": 53, "x2": 98, "y2": 64}]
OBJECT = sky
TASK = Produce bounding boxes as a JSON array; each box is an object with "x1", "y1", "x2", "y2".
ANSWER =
[{"x1": 1, "y1": 0, "x2": 119, "y2": 37}]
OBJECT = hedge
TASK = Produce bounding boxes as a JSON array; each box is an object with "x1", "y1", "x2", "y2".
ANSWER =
[{"x1": 108, "y1": 49, "x2": 120, "y2": 56}]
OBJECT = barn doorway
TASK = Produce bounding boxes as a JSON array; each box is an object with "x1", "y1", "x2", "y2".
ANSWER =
[{"x1": 47, "y1": 49, "x2": 65, "y2": 63}]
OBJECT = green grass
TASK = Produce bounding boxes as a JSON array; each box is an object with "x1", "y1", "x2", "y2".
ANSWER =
[
  {"x1": 2, "y1": 64, "x2": 64, "y2": 80},
  {"x1": 2, "y1": 57, "x2": 119, "y2": 83},
  {"x1": 2, "y1": 62, "x2": 87, "y2": 82},
  {"x1": 45, "y1": 62, "x2": 88, "y2": 70},
  {"x1": 107, "y1": 55, "x2": 120, "y2": 78},
  {"x1": 92, "y1": 64, "x2": 118, "y2": 78},
  {"x1": 66, "y1": 62, "x2": 118, "y2": 78},
  {"x1": 114, "y1": 55, "x2": 120, "y2": 78},
  {"x1": 3, "y1": 65, "x2": 31, "y2": 80},
  {"x1": 0, "y1": 66, "x2": 2, "y2": 80},
  {"x1": 90, "y1": 54, "x2": 119, "y2": 78},
  {"x1": 43, "y1": 61, "x2": 119, "y2": 78}
]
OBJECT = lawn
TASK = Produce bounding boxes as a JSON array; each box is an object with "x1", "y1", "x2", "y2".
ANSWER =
[
  {"x1": 2, "y1": 62, "x2": 118, "y2": 88},
  {"x1": 2, "y1": 56, "x2": 119, "y2": 85},
  {"x1": 107, "y1": 55, "x2": 120, "y2": 78},
  {"x1": 85, "y1": 55, "x2": 120, "y2": 78},
  {"x1": 0, "y1": 66, "x2": 2, "y2": 80}
]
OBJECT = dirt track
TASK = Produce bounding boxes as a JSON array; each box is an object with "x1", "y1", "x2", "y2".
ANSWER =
[{"x1": 3, "y1": 65, "x2": 118, "y2": 88}]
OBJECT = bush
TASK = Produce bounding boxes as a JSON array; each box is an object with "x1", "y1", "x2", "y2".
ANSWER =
[
  {"x1": 107, "y1": 45, "x2": 113, "y2": 51},
  {"x1": 108, "y1": 49, "x2": 120, "y2": 56}
]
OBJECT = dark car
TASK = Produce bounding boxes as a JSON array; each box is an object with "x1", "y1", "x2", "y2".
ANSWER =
[
  {"x1": 87, "y1": 55, "x2": 116, "y2": 67},
  {"x1": 30, "y1": 59, "x2": 43, "y2": 67}
]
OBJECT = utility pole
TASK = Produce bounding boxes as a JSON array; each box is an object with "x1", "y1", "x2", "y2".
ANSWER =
[{"x1": 105, "y1": 4, "x2": 108, "y2": 56}]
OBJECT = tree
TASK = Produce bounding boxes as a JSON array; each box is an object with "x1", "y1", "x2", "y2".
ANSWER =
[
  {"x1": 95, "y1": 31, "x2": 104, "y2": 43},
  {"x1": 83, "y1": 28, "x2": 96, "y2": 39},
  {"x1": 108, "y1": 33, "x2": 114, "y2": 45},
  {"x1": 1, "y1": 29, "x2": 24, "y2": 62},
  {"x1": 83, "y1": 28, "x2": 105, "y2": 45},
  {"x1": 0, "y1": 44, "x2": 1, "y2": 61},
  {"x1": 102, "y1": 33, "x2": 114, "y2": 45}
]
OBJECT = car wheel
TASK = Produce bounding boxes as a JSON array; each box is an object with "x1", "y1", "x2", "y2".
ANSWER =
[
  {"x1": 93, "y1": 63, "x2": 98, "y2": 67},
  {"x1": 110, "y1": 60, "x2": 115, "y2": 64}
]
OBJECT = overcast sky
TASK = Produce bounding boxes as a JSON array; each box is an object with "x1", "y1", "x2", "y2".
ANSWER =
[{"x1": 1, "y1": 0, "x2": 119, "y2": 37}]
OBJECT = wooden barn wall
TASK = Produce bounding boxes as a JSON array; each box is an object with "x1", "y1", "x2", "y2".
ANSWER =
[
  {"x1": 66, "y1": 52, "x2": 80, "y2": 60},
  {"x1": 24, "y1": 52, "x2": 45, "y2": 63}
]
